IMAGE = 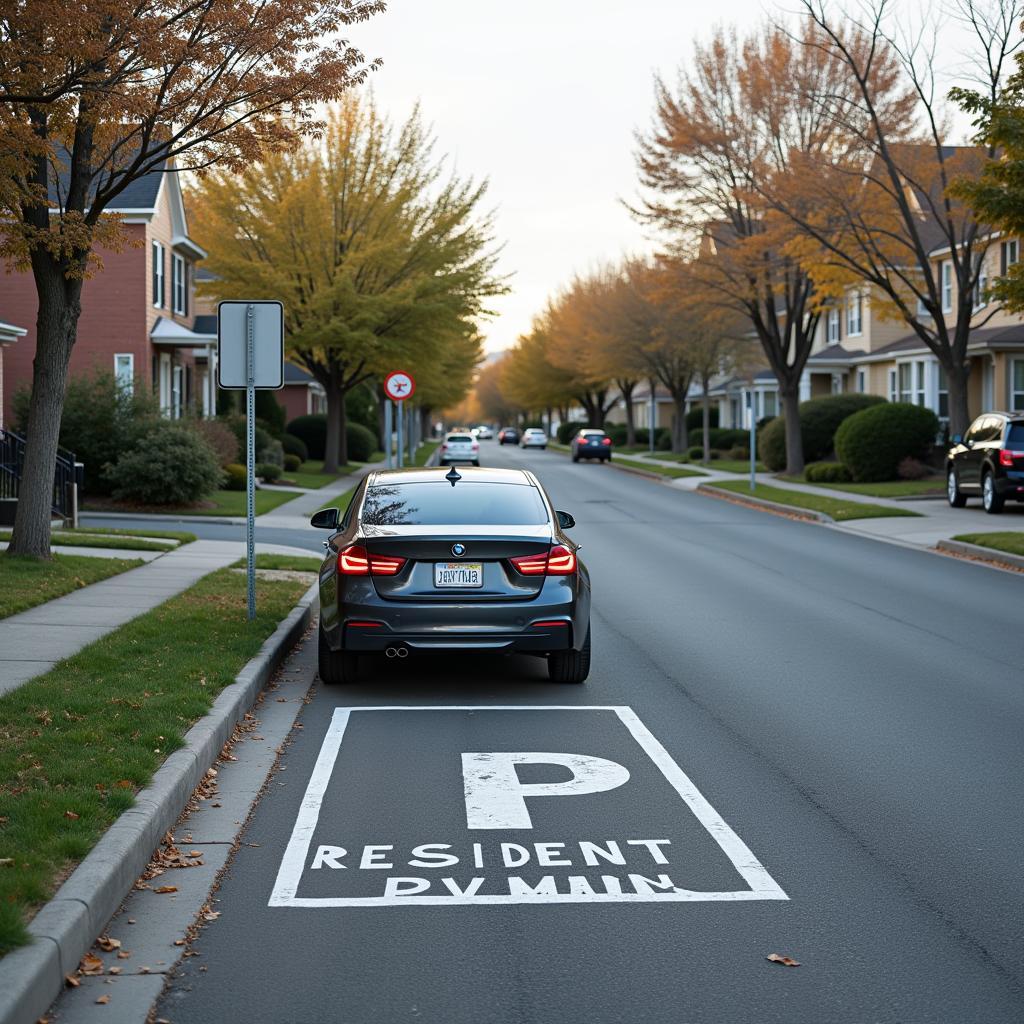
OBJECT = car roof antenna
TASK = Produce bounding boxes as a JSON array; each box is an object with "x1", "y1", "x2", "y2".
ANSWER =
[{"x1": 445, "y1": 466, "x2": 462, "y2": 487}]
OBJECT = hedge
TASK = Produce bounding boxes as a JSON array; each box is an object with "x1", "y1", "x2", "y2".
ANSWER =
[
  {"x1": 804, "y1": 461, "x2": 853, "y2": 483},
  {"x1": 686, "y1": 405, "x2": 719, "y2": 432},
  {"x1": 106, "y1": 423, "x2": 223, "y2": 505},
  {"x1": 281, "y1": 433, "x2": 309, "y2": 463},
  {"x1": 690, "y1": 427, "x2": 748, "y2": 451},
  {"x1": 287, "y1": 414, "x2": 377, "y2": 463},
  {"x1": 557, "y1": 421, "x2": 588, "y2": 444},
  {"x1": 835, "y1": 403, "x2": 939, "y2": 482}
]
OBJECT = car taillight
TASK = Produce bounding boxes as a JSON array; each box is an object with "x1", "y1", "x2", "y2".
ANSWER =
[
  {"x1": 338, "y1": 545, "x2": 406, "y2": 576},
  {"x1": 602, "y1": 437, "x2": 612, "y2": 446},
  {"x1": 472, "y1": 442, "x2": 479, "y2": 450},
  {"x1": 441, "y1": 443, "x2": 448, "y2": 450},
  {"x1": 999, "y1": 449, "x2": 1023, "y2": 466},
  {"x1": 510, "y1": 544, "x2": 577, "y2": 576}
]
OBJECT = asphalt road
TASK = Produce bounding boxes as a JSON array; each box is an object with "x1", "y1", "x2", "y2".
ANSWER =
[{"x1": 156, "y1": 443, "x2": 1024, "y2": 1023}]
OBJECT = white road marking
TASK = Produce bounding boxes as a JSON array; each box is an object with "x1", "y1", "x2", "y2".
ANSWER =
[{"x1": 268, "y1": 706, "x2": 789, "y2": 907}]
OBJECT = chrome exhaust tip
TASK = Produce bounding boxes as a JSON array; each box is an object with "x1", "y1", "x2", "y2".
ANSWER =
[
  {"x1": 396, "y1": 646, "x2": 409, "y2": 658},
  {"x1": 385, "y1": 647, "x2": 399, "y2": 658}
]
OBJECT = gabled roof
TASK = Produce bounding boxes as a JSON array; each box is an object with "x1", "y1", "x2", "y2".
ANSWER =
[
  {"x1": 150, "y1": 316, "x2": 216, "y2": 344},
  {"x1": 808, "y1": 343, "x2": 858, "y2": 364},
  {"x1": 283, "y1": 362, "x2": 314, "y2": 385},
  {"x1": 192, "y1": 314, "x2": 217, "y2": 336},
  {"x1": 49, "y1": 146, "x2": 167, "y2": 212}
]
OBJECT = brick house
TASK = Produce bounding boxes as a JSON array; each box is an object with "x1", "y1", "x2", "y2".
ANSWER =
[
  {"x1": 0, "y1": 316, "x2": 27, "y2": 430},
  {"x1": 0, "y1": 163, "x2": 216, "y2": 424}
]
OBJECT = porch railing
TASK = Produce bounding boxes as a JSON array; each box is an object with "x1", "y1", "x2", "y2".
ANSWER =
[{"x1": 0, "y1": 427, "x2": 83, "y2": 524}]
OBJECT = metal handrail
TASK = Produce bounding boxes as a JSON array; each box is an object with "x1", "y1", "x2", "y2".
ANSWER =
[{"x1": 0, "y1": 427, "x2": 80, "y2": 519}]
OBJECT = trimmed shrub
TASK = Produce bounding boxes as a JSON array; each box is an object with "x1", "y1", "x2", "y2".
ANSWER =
[
  {"x1": 691, "y1": 428, "x2": 748, "y2": 451},
  {"x1": 686, "y1": 405, "x2": 719, "y2": 432},
  {"x1": 687, "y1": 446, "x2": 704, "y2": 461},
  {"x1": 258, "y1": 438, "x2": 284, "y2": 468},
  {"x1": 255, "y1": 390, "x2": 286, "y2": 437},
  {"x1": 287, "y1": 414, "x2": 327, "y2": 459},
  {"x1": 281, "y1": 432, "x2": 309, "y2": 463},
  {"x1": 804, "y1": 461, "x2": 853, "y2": 483},
  {"x1": 257, "y1": 462, "x2": 282, "y2": 482},
  {"x1": 759, "y1": 416, "x2": 787, "y2": 472},
  {"x1": 835, "y1": 402, "x2": 939, "y2": 482},
  {"x1": 222, "y1": 415, "x2": 273, "y2": 463},
  {"x1": 557, "y1": 421, "x2": 587, "y2": 445},
  {"x1": 192, "y1": 418, "x2": 239, "y2": 467},
  {"x1": 223, "y1": 464, "x2": 247, "y2": 491},
  {"x1": 727, "y1": 446, "x2": 751, "y2": 460},
  {"x1": 707, "y1": 449, "x2": 722, "y2": 460},
  {"x1": 799, "y1": 393, "x2": 886, "y2": 463},
  {"x1": 656, "y1": 431, "x2": 673, "y2": 451},
  {"x1": 634, "y1": 426, "x2": 671, "y2": 447},
  {"x1": 604, "y1": 423, "x2": 628, "y2": 446},
  {"x1": 897, "y1": 456, "x2": 931, "y2": 480},
  {"x1": 346, "y1": 422, "x2": 376, "y2": 462},
  {"x1": 106, "y1": 423, "x2": 223, "y2": 505},
  {"x1": 283, "y1": 453, "x2": 302, "y2": 472}
]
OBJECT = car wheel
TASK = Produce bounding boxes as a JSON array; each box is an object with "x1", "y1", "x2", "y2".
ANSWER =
[
  {"x1": 572, "y1": 454, "x2": 579, "y2": 463},
  {"x1": 947, "y1": 467, "x2": 967, "y2": 508},
  {"x1": 318, "y1": 623, "x2": 358, "y2": 684},
  {"x1": 472, "y1": 460, "x2": 480, "y2": 466},
  {"x1": 982, "y1": 471, "x2": 1005, "y2": 514},
  {"x1": 548, "y1": 624, "x2": 591, "y2": 684}
]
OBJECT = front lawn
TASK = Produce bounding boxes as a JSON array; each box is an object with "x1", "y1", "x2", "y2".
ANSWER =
[
  {"x1": 0, "y1": 553, "x2": 144, "y2": 620},
  {"x1": 0, "y1": 529, "x2": 183, "y2": 552},
  {"x1": 61, "y1": 527, "x2": 197, "y2": 545},
  {"x1": 83, "y1": 487, "x2": 302, "y2": 518},
  {"x1": 613, "y1": 456, "x2": 706, "y2": 479},
  {"x1": 785, "y1": 477, "x2": 946, "y2": 498},
  {"x1": 414, "y1": 440, "x2": 440, "y2": 466},
  {"x1": 708, "y1": 459, "x2": 767, "y2": 474},
  {"x1": 232, "y1": 553, "x2": 323, "y2": 571},
  {"x1": 952, "y1": 532, "x2": 1024, "y2": 557},
  {"x1": 708, "y1": 480, "x2": 922, "y2": 522},
  {"x1": 0, "y1": 567, "x2": 311, "y2": 955},
  {"x1": 315, "y1": 484, "x2": 358, "y2": 515}
]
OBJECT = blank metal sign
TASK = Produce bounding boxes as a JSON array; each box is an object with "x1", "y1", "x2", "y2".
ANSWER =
[
  {"x1": 217, "y1": 300, "x2": 284, "y2": 390},
  {"x1": 269, "y1": 706, "x2": 788, "y2": 907}
]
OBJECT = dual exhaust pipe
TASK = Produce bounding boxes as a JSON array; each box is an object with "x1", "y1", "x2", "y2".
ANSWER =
[{"x1": 385, "y1": 646, "x2": 409, "y2": 659}]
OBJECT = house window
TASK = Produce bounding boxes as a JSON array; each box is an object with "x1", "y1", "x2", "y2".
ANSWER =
[
  {"x1": 941, "y1": 260, "x2": 953, "y2": 312},
  {"x1": 152, "y1": 242, "x2": 164, "y2": 308},
  {"x1": 916, "y1": 294, "x2": 931, "y2": 319},
  {"x1": 898, "y1": 360, "x2": 927, "y2": 406},
  {"x1": 1009, "y1": 358, "x2": 1024, "y2": 412},
  {"x1": 1001, "y1": 239, "x2": 1019, "y2": 275},
  {"x1": 171, "y1": 365, "x2": 184, "y2": 419},
  {"x1": 763, "y1": 391, "x2": 777, "y2": 418},
  {"x1": 888, "y1": 368, "x2": 897, "y2": 402},
  {"x1": 856, "y1": 369, "x2": 867, "y2": 393},
  {"x1": 172, "y1": 254, "x2": 188, "y2": 316},
  {"x1": 827, "y1": 306, "x2": 841, "y2": 343},
  {"x1": 114, "y1": 353, "x2": 134, "y2": 395},
  {"x1": 847, "y1": 292, "x2": 862, "y2": 336},
  {"x1": 938, "y1": 364, "x2": 949, "y2": 420},
  {"x1": 973, "y1": 258, "x2": 988, "y2": 310}
]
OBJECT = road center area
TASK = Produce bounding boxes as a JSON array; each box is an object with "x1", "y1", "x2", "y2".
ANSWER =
[{"x1": 269, "y1": 705, "x2": 786, "y2": 907}]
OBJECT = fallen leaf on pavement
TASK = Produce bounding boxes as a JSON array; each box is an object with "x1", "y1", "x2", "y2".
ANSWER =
[
  {"x1": 203, "y1": 911, "x2": 220, "y2": 921},
  {"x1": 766, "y1": 953, "x2": 800, "y2": 967},
  {"x1": 96, "y1": 936, "x2": 121, "y2": 952},
  {"x1": 64, "y1": 975, "x2": 80, "y2": 988},
  {"x1": 79, "y1": 953, "x2": 104, "y2": 975},
  {"x1": 108, "y1": 967, "x2": 121, "y2": 975},
  {"x1": 116, "y1": 951, "x2": 131, "y2": 960},
  {"x1": 174, "y1": 939, "x2": 186, "y2": 946},
  {"x1": 153, "y1": 885, "x2": 178, "y2": 894},
  {"x1": 95, "y1": 994, "x2": 110, "y2": 1005}
]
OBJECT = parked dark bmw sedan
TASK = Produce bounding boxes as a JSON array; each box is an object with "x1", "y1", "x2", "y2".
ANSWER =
[
  {"x1": 947, "y1": 411, "x2": 1024, "y2": 513},
  {"x1": 310, "y1": 467, "x2": 591, "y2": 684}
]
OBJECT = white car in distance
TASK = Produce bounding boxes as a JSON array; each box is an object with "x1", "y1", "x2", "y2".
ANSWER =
[
  {"x1": 439, "y1": 432, "x2": 480, "y2": 466},
  {"x1": 520, "y1": 428, "x2": 548, "y2": 450}
]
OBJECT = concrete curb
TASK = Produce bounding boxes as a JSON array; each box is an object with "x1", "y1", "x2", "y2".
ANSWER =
[
  {"x1": 81, "y1": 511, "x2": 244, "y2": 526},
  {"x1": 935, "y1": 538, "x2": 1024, "y2": 572},
  {"x1": 0, "y1": 581, "x2": 320, "y2": 1024},
  {"x1": 696, "y1": 483, "x2": 833, "y2": 523}
]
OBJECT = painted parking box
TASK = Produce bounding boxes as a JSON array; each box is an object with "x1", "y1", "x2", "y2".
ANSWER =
[{"x1": 269, "y1": 706, "x2": 788, "y2": 907}]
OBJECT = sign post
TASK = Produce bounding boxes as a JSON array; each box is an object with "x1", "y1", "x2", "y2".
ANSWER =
[
  {"x1": 747, "y1": 390, "x2": 757, "y2": 493},
  {"x1": 384, "y1": 400, "x2": 393, "y2": 469},
  {"x1": 217, "y1": 300, "x2": 284, "y2": 621},
  {"x1": 383, "y1": 371, "x2": 416, "y2": 470}
]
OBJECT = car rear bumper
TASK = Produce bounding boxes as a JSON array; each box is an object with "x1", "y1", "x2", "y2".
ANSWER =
[
  {"x1": 576, "y1": 448, "x2": 610, "y2": 458},
  {"x1": 995, "y1": 470, "x2": 1024, "y2": 497}
]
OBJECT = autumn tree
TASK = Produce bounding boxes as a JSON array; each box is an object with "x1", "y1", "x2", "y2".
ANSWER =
[
  {"x1": 0, "y1": 0, "x2": 384, "y2": 558},
  {"x1": 475, "y1": 356, "x2": 521, "y2": 426},
  {"x1": 192, "y1": 95, "x2": 504, "y2": 471},
  {"x1": 634, "y1": 22, "x2": 871, "y2": 472},
  {"x1": 763, "y1": 0, "x2": 1024, "y2": 436},
  {"x1": 502, "y1": 321, "x2": 580, "y2": 430}
]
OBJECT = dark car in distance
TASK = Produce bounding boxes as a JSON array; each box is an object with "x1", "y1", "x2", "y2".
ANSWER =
[
  {"x1": 947, "y1": 411, "x2": 1024, "y2": 513},
  {"x1": 571, "y1": 428, "x2": 613, "y2": 462},
  {"x1": 498, "y1": 427, "x2": 520, "y2": 445},
  {"x1": 310, "y1": 467, "x2": 592, "y2": 684}
]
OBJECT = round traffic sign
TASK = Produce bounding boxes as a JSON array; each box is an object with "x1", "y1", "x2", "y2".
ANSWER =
[{"x1": 383, "y1": 370, "x2": 416, "y2": 402}]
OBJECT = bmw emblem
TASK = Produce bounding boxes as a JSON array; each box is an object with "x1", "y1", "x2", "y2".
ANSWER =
[{"x1": 451, "y1": 543, "x2": 466, "y2": 557}]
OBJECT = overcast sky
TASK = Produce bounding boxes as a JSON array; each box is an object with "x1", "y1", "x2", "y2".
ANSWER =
[{"x1": 351, "y1": 0, "x2": 770, "y2": 354}]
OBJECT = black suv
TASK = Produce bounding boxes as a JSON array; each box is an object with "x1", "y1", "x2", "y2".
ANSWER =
[{"x1": 947, "y1": 412, "x2": 1024, "y2": 513}]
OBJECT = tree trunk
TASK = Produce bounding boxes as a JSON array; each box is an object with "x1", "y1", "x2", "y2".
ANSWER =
[
  {"x1": 702, "y1": 386, "x2": 711, "y2": 464},
  {"x1": 545, "y1": 407, "x2": 553, "y2": 438},
  {"x1": 376, "y1": 390, "x2": 387, "y2": 452},
  {"x1": 323, "y1": 375, "x2": 343, "y2": 474},
  {"x1": 671, "y1": 393, "x2": 688, "y2": 452},
  {"x1": 620, "y1": 382, "x2": 637, "y2": 447},
  {"x1": 781, "y1": 385, "x2": 804, "y2": 476},
  {"x1": 337, "y1": 388, "x2": 349, "y2": 467},
  {"x1": 7, "y1": 264, "x2": 83, "y2": 559},
  {"x1": 945, "y1": 357, "x2": 971, "y2": 438}
]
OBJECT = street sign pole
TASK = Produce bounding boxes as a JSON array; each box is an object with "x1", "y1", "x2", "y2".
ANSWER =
[
  {"x1": 748, "y1": 390, "x2": 757, "y2": 494},
  {"x1": 396, "y1": 398, "x2": 404, "y2": 469},
  {"x1": 649, "y1": 381, "x2": 656, "y2": 454},
  {"x1": 385, "y1": 400, "x2": 393, "y2": 469},
  {"x1": 245, "y1": 305, "x2": 257, "y2": 620}
]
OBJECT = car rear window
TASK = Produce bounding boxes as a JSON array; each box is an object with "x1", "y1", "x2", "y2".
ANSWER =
[
  {"x1": 581, "y1": 431, "x2": 605, "y2": 439},
  {"x1": 447, "y1": 434, "x2": 473, "y2": 443},
  {"x1": 362, "y1": 482, "x2": 549, "y2": 526},
  {"x1": 1008, "y1": 423, "x2": 1024, "y2": 446}
]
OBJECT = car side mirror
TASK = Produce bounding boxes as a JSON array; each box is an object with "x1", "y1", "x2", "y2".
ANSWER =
[
  {"x1": 310, "y1": 507, "x2": 339, "y2": 530},
  {"x1": 556, "y1": 510, "x2": 576, "y2": 530},
  {"x1": 965, "y1": 437, "x2": 974, "y2": 449},
  {"x1": 951, "y1": 434, "x2": 962, "y2": 445}
]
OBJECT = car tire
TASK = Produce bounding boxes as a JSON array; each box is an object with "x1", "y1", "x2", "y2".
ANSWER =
[
  {"x1": 947, "y1": 467, "x2": 967, "y2": 507},
  {"x1": 548, "y1": 624, "x2": 591, "y2": 684},
  {"x1": 572, "y1": 454, "x2": 579, "y2": 463},
  {"x1": 472, "y1": 460, "x2": 480, "y2": 467},
  {"x1": 982, "y1": 470, "x2": 1005, "y2": 514},
  {"x1": 318, "y1": 623, "x2": 358, "y2": 684}
]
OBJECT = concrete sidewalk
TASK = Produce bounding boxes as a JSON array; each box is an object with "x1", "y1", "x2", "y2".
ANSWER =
[{"x1": 0, "y1": 539, "x2": 318, "y2": 697}]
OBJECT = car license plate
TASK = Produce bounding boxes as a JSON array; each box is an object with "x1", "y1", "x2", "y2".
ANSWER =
[{"x1": 434, "y1": 562, "x2": 483, "y2": 588}]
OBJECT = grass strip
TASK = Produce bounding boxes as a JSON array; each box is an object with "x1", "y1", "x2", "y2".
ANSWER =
[
  {"x1": 783, "y1": 476, "x2": 945, "y2": 498},
  {"x1": 231, "y1": 554, "x2": 322, "y2": 571},
  {"x1": 952, "y1": 532, "x2": 1024, "y2": 557},
  {"x1": 62, "y1": 527, "x2": 197, "y2": 544},
  {"x1": 613, "y1": 456, "x2": 706, "y2": 479},
  {"x1": 705, "y1": 459, "x2": 767, "y2": 473},
  {"x1": 709, "y1": 480, "x2": 922, "y2": 521},
  {"x1": 0, "y1": 554, "x2": 144, "y2": 620},
  {"x1": 0, "y1": 567, "x2": 310, "y2": 955},
  {"x1": 83, "y1": 488, "x2": 302, "y2": 518},
  {"x1": 414, "y1": 440, "x2": 440, "y2": 466},
  {"x1": 1, "y1": 530, "x2": 173, "y2": 553}
]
